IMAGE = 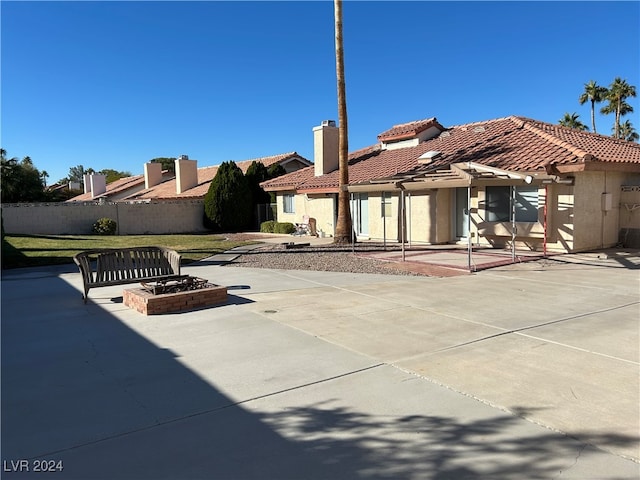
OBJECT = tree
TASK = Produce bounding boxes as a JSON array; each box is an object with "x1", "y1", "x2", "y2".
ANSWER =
[
  {"x1": 245, "y1": 161, "x2": 271, "y2": 205},
  {"x1": 558, "y1": 112, "x2": 588, "y2": 131},
  {"x1": 150, "y1": 157, "x2": 176, "y2": 173},
  {"x1": 203, "y1": 161, "x2": 252, "y2": 232},
  {"x1": 60, "y1": 165, "x2": 128, "y2": 184},
  {"x1": 98, "y1": 169, "x2": 132, "y2": 183},
  {"x1": 601, "y1": 77, "x2": 637, "y2": 139},
  {"x1": 65, "y1": 165, "x2": 94, "y2": 184},
  {"x1": 616, "y1": 120, "x2": 639, "y2": 142},
  {"x1": 1, "y1": 150, "x2": 47, "y2": 202},
  {"x1": 578, "y1": 80, "x2": 608, "y2": 134},
  {"x1": 267, "y1": 163, "x2": 286, "y2": 179},
  {"x1": 333, "y1": 0, "x2": 353, "y2": 244}
]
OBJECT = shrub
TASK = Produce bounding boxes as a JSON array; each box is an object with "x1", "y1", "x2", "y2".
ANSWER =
[
  {"x1": 203, "y1": 161, "x2": 252, "y2": 232},
  {"x1": 274, "y1": 222, "x2": 295, "y2": 234},
  {"x1": 260, "y1": 220, "x2": 276, "y2": 233},
  {"x1": 92, "y1": 217, "x2": 117, "y2": 235}
]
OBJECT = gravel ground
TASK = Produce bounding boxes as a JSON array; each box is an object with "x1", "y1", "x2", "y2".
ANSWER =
[{"x1": 223, "y1": 234, "x2": 421, "y2": 276}]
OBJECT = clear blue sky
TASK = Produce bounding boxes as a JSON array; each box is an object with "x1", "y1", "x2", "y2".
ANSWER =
[{"x1": 2, "y1": 1, "x2": 639, "y2": 184}]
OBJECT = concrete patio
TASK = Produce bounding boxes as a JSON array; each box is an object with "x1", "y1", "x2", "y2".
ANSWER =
[{"x1": 1, "y1": 246, "x2": 639, "y2": 479}]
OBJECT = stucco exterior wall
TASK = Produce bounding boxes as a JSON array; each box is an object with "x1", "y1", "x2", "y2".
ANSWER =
[
  {"x1": 1, "y1": 201, "x2": 207, "y2": 235},
  {"x1": 618, "y1": 181, "x2": 640, "y2": 248},
  {"x1": 276, "y1": 193, "x2": 335, "y2": 236},
  {"x1": 571, "y1": 171, "x2": 629, "y2": 251},
  {"x1": 367, "y1": 193, "x2": 400, "y2": 242},
  {"x1": 406, "y1": 193, "x2": 434, "y2": 243},
  {"x1": 620, "y1": 186, "x2": 640, "y2": 229},
  {"x1": 547, "y1": 184, "x2": 575, "y2": 252}
]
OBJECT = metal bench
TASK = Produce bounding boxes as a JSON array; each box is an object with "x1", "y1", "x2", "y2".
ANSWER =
[{"x1": 73, "y1": 246, "x2": 181, "y2": 303}]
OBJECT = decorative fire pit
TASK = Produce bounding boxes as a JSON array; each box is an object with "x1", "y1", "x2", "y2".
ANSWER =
[{"x1": 123, "y1": 275, "x2": 227, "y2": 315}]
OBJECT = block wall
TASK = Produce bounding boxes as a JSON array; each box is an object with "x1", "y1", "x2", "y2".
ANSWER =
[{"x1": 1, "y1": 201, "x2": 207, "y2": 235}]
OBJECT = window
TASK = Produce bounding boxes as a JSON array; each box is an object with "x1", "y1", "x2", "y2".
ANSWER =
[
  {"x1": 283, "y1": 194, "x2": 295, "y2": 214},
  {"x1": 485, "y1": 186, "x2": 539, "y2": 222}
]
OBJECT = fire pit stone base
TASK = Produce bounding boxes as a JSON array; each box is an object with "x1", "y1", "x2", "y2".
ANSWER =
[{"x1": 124, "y1": 284, "x2": 228, "y2": 315}]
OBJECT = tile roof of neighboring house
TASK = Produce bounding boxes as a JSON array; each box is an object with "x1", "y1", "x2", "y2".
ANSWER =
[
  {"x1": 68, "y1": 174, "x2": 145, "y2": 202},
  {"x1": 261, "y1": 116, "x2": 640, "y2": 193},
  {"x1": 377, "y1": 117, "x2": 445, "y2": 142},
  {"x1": 127, "y1": 152, "x2": 308, "y2": 200}
]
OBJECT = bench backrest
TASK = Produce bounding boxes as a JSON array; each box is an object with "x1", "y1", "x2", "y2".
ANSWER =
[{"x1": 74, "y1": 247, "x2": 181, "y2": 285}]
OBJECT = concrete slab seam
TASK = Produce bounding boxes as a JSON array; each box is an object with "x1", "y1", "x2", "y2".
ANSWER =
[
  {"x1": 388, "y1": 362, "x2": 640, "y2": 465},
  {"x1": 482, "y1": 270, "x2": 639, "y2": 291},
  {"x1": 23, "y1": 362, "x2": 385, "y2": 461}
]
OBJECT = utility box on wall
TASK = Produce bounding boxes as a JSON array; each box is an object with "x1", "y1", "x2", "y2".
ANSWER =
[{"x1": 601, "y1": 192, "x2": 613, "y2": 211}]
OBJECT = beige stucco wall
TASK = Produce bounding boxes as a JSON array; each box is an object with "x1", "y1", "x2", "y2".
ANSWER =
[
  {"x1": 367, "y1": 193, "x2": 399, "y2": 242},
  {"x1": 406, "y1": 193, "x2": 435, "y2": 243},
  {"x1": 1, "y1": 201, "x2": 207, "y2": 235},
  {"x1": 276, "y1": 192, "x2": 336, "y2": 236},
  {"x1": 619, "y1": 184, "x2": 640, "y2": 247},
  {"x1": 620, "y1": 186, "x2": 640, "y2": 229},
  {"x1": 571, "y1": 171, "x2": 629, "y2": 251},
  {"x1": 390, "y1": 190, "x2": 450, "y2": 244}
]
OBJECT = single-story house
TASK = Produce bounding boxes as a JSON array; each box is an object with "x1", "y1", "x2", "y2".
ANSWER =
[
  {"x1": 69, "y1": 152, "x2": 311, "y2": 202},
  {"x1": 261, "y1": 117, "x2": 640, "y2": 253}
]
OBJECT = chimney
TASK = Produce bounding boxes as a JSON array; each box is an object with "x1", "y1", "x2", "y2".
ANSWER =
[
  {"x1": 83, "y1": 174, "x2": 91, "y2": 194},
  {"x1": 175, "y1": 155, "x2": 198, "y2": 194},
  {"x1": 89, "y1": 174, "x2": 106, "y2": 199},
  {"x1": 144, "y1": 162, "x2": 163, "y2": 189},
  {"x1": 313, "y1": 120, "x2": 339, "y2": 176}
]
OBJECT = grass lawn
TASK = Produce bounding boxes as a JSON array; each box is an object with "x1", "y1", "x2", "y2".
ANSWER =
[{"x1": 1, "y1": 234, "x2": 256, "y2": 269}]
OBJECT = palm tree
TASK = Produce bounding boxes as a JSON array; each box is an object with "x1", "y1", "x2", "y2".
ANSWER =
[
  {"x1": 558, "y1": 112, "x2": 589, "y2": 131},
  {"x1": 601, "y1": 77, "x2": 637, "y2": 138},
  {"x1": 333, "y1": 0, "x2": 353, "y2": 244},
  {"x1": 616, "y1": 120, "x2": 639, "y2": 142},
  {"x1": 578, "y1": 80, "x2": 608, "y2": 133}
]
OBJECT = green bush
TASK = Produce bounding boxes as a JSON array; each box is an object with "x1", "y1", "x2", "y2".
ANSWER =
[
  {"x1": 92, "y1": 217, "x2": 117, "y2": 235},
  {"x1": 203, "y1": 161, "x2": 252, "y2": 232},
  {"x1": 274, "y1": 222, "x2": 295, "y2": 234},
  {"x1": 260, "y1": 220, "x2": 276, "y2": 233}
]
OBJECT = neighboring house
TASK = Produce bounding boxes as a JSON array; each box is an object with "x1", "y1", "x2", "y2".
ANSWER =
[
  {"x1": 261, "y1": 117, "x2": 640, "y2": 253},
  {"x1": 68, "y1": 152, "x2": 312, "y2": 202}
]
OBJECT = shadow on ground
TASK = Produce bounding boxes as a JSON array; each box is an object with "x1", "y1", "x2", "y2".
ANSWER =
[{"x1": 2, "y1": 272, "x2": 638, "y2": 479}]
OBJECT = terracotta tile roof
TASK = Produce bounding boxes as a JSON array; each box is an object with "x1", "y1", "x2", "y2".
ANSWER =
[
  {"x1": 262, "y1": 116, "x2": 640, "y2": 193},
  {"x1": 67, "y1": 174, "x2": 145, "y2": 202},
  {"x1": 234, "y1": 151, "x2": 304, "y2": 171},
  {"x1": 377, "y1": 117, "x2": 445, "y2": 142},
  {"x1": 127, "y1": 152, "x2": 308, "y2": 200},
  {"x1": 515, "y1": 117, "x2": 640, "y2": 165}
]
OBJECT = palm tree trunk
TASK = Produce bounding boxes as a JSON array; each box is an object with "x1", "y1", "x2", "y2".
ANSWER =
[
  {"x1": 590, "y1": 99, "x2": 596, "y2": 133},
  {"x1": 333, "y1": 0, "x2": 352, "y2": 244},
  {"x1": 615, "y1": 98, "x2": 621, "y2": 138}
]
